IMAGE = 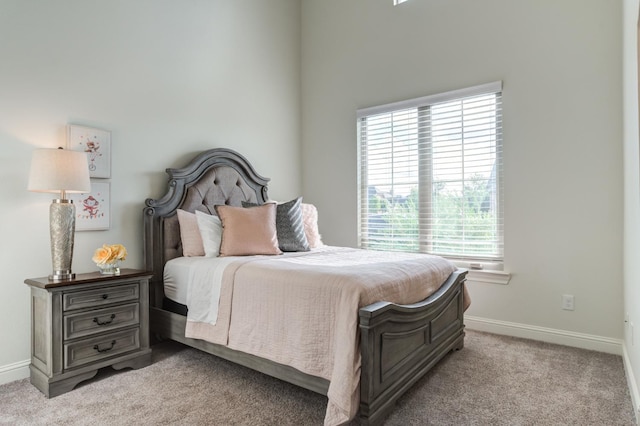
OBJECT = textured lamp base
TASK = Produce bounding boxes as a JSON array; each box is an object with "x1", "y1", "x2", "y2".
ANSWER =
[{"x1": 49, "y1": 200, "x2": 76, "y2": 281}]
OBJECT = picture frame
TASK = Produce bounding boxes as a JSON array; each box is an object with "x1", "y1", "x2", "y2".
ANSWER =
[
  {"x1": 69, "y1": 181, "x2": 111, "y2": 231},
  {"x1": 67, "y1": 125, "x2": 111, "y2": 178}
]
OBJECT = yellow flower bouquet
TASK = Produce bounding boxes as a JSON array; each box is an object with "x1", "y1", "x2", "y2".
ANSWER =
[{"x1": 92, "y1": 244, "x2": 127, "y2": 275}]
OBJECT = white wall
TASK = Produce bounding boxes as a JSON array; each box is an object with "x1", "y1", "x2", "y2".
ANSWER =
[
  {"x1": 623, "y1": 0, "x2": 640, "y2": 416},
  {"x1": 301, "y1": 0, "x2": 623, "y2": 342},
  {"x1": 0, "y1": 0, "x2": 301, "y2": 381}
]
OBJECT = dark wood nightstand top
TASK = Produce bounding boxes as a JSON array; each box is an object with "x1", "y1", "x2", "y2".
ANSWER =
[{"x1": 24, "y1": 269, "x2": 153, "y2": 289}]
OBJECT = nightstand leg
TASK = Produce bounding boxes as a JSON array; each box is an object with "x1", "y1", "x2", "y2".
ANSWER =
[{"x1": 31, "y1": 366, "x2": 99, "y2": 398}]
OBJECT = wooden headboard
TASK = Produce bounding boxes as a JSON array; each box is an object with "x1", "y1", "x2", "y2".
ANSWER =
[{"x1": 143, "y1": 148, "x2": 270, "y2": 306}]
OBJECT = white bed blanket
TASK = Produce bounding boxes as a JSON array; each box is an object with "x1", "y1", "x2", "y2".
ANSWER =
[
  {"x1": 182, "y1": 256, "x2": 241, "y2": 325},
  {"x1": 184, "y1": 246, "x2": 458, "y2": 426}
]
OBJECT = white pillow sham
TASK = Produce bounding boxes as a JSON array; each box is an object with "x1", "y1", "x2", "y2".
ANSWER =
[{"x1": 195, "y1": 210, "x2": 223, "y2": 257}]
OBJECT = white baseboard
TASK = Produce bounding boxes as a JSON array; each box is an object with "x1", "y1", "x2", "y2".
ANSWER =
[
  {"x1": 0, "y1": 359, "x2": 30, "y2": 385},
  {"x1": 623, "y1": 343, "x2": 640, "y2": 423},
  {"x1": 0, "y1": 319, "x2": 626, "y2": 387},
  {"x1": 465, "y1": 315, "x2": 623, "y2": 355}
]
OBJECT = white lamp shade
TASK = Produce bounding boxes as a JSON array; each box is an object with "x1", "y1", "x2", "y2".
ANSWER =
[{"x1": 28, "y1": 148, "x2": 91, "y2": 193}]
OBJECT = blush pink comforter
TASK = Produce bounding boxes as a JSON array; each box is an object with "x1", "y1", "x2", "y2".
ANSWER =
[{"x1": 185, "y1": 246, "x2": 460, "y2": 425}]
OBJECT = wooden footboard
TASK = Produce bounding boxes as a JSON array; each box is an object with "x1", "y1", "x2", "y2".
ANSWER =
[
  {"x1": 359, "y1": 269, "x2": 467, "y2": 425},
  {"x1": 150, "y1": 269, "x2": 466, "y2": 425}
]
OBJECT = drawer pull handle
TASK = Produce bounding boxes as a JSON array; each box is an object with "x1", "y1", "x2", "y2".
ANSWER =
[
  {"x1": 94, "y1": 340, "x2": 116, "y2": 353},
  {"x1": 101, "y1": 294, "x2": 109, "y2": 300},
  {"x1": 93, "y1": 314, "x2": 116, "y2": 326}
]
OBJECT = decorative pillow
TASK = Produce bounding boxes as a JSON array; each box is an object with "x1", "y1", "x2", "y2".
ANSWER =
[
  {"x1": 214, "y1": 203, "x2": 281, "y2": 256},
  {"x1": 195, "y1": 210, "x2": 223, "y2": 257},
  {"x1": 243, "y1": 197, "x2": 310, "y2": 252},
  {"x1": 176, "y1": 209, "x2": 205, "y2": 256},
  {"x1": 301, "y1": 203, "x2": 323, "y2": 248}
]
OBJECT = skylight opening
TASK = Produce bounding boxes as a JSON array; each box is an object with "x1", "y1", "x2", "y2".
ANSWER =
[{"x1": 394, "y1": 0, "x2": 409, "y2": 5}]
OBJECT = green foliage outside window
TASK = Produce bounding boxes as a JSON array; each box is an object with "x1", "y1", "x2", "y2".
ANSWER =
[{"x1": 366, "y1": 175, "x2": 498, "y2": 257}]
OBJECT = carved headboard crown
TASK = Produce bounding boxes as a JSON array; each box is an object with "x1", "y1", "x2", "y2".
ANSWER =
[{"x1": 143, "y1": 148, "x2": 269, "y2": 304}]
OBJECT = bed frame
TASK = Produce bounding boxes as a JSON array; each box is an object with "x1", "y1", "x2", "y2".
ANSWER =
[{"x1": 143, "y1": 148, "x2": 468, "y2": 425}]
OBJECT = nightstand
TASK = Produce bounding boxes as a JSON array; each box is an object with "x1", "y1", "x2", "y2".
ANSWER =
[{"x1": 24, "y1": 269, "x2": 153, "y2": 397}]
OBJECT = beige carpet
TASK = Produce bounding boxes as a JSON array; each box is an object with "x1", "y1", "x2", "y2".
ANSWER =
[{"x1": 0, "y1": 330, "x2": 634, "y2": 425}]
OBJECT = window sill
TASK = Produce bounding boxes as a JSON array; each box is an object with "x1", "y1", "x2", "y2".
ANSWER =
[
  {"x1": 465, "y1": 269, "x2": 511, "y2": 285},
  {"x1": 449, "y1": 259, "x2": 509, "y2": 285}
]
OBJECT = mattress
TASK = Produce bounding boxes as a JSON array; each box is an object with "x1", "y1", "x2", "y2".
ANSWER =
[{"x1": 163, "y1": 256, "x2": 201, "y2": 305}]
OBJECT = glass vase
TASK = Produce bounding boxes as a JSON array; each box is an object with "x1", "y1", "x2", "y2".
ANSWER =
[{"x1": 98, "y1": 262, "x2": 120, "y2": 275}]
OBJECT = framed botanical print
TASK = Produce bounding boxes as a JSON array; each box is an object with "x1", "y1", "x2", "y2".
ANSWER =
[
  {"x1": 69, "y1": 181, "x2": 111, "y2": 231},
  {"x1": 67, "y1": 125, "x2": 111, "y2": 178}
]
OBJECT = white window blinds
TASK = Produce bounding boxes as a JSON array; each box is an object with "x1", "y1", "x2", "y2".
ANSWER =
[{"x1": 357, "y1": 82, "x2": 503, "y2": 261}]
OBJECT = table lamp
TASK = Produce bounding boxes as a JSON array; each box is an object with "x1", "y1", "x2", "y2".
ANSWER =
[{"x1": 28, "y1": 147, "x2": 91, "y2": 280}]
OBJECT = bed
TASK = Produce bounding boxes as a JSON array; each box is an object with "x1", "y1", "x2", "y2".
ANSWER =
[{"x1": 143, "y1": 148, "x2": 468, "y2": 425}]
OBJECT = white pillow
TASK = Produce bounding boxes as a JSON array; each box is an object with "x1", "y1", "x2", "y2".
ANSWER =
[{"x1": 195, "y1": 210, "x2": 223, "y2": 257}]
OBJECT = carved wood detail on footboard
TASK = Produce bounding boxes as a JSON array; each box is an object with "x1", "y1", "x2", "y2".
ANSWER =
[{"x1": 359, "y1": 269, "x2": 467, "y2": 425}]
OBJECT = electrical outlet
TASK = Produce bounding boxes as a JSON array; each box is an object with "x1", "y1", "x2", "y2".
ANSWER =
[{"x1": 561, "y1": 294, "x2": 574, "y2": 311}]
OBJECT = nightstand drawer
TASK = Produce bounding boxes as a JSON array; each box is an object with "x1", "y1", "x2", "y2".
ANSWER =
[
  {"x1": 64, "y1": 303, "x2": 140, "y2": 340},
  {"x1": 64, "y1": 328, "x2": 140, "y2": 370},
  {"x1": 63, "y1": 283, "x2": 139, "y2": 311}
]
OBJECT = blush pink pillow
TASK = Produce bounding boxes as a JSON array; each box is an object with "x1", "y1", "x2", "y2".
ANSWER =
[
  {"x1": 176, "y1": 209, "x2": 205, "y2": 256},
  {"x1": 215, "y1": 203, "x2": 282, "y2": 256},
  {"x1": 301, "y1": 203, "x2": 323, "y2": 248}
]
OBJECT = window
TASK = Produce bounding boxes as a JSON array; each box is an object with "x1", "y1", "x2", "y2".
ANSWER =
[
  {"x1": 357, "y1": 82, "x2": 503, "y2": 265},
  {"x1": 393, "y1": 0, "x2": 409, "y2": 5}
]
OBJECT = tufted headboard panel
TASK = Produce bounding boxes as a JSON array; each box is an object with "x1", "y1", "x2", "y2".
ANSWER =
[
  {"x1": 143, "y1": 148, "x2": 269, "y2": 307},
  {"x1": 161, "y1": 166, "x2": 262, "y2": 261}
]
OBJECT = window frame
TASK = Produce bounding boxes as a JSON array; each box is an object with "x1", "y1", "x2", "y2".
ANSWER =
[{"x1": 357, "y1": 81, "x2": 504, "y2": 270}]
